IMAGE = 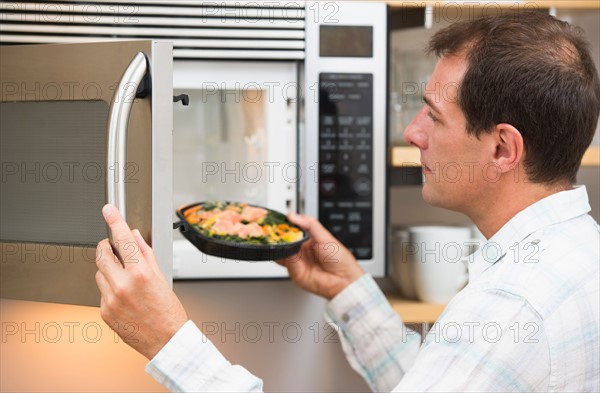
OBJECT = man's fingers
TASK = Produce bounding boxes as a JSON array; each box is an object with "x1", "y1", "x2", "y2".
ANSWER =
[
  {"x1": 96, "y1": 239, "x2": 124, "y2": 281},
  {"x1": 276, "y1": 255, "x2": 311, "y2": 284},
  {"x1": 95, "y1": 267, "x2": 118, "y2": 325},
  {"x1": 102, "y1": 204, "x2": 142, "y2": 267},
  {"x1": 132, "y1": 229, "x2": 153, "y2": 262},
  {"x1": 287, "y1": 213, "x2": 337, "y2": 245},
  {"x1": 132, "y1": 229, "x2": 166, "y2": 282},
  {"x1": 95, "y1": 269, "x2": 113, "y2": 301}
]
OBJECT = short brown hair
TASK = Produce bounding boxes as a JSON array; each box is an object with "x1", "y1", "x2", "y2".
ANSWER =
[{"x1": 428, "y1": 11, "x2": 600, "y2": 185}]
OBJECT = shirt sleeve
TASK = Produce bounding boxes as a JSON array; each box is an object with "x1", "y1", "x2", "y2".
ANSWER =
[
  {"x1": 394, "y1": 288, "x2": 550, "y2": 392},
  {"x1": 326, "y1": 275, "x2": 551, "y2": 393},
  {"x1": 325, "y1": 274, "x2": 422, "y2": 392},
  {"x1": 145, "y1": 320, "x2": 263, "y2": 393}
]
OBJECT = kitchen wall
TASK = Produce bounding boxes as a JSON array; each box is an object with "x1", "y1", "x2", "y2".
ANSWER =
[{"x1": 175, "y1": 280, "x2": 369, "y2": 392}]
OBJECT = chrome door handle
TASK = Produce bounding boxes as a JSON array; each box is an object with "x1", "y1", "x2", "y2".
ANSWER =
[{"x1": 106, "y1": 52, "x2": 148, "y2": 246}]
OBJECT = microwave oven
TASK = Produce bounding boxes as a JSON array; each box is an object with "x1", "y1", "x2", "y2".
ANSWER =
[
  {"x1": 172, "y1": 1, "x2": 389, "y2": 279},
  {"x1": 0, "y1": 1, "x2": 389, "y2": 305}
]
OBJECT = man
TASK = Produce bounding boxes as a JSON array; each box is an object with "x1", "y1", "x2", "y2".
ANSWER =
[{"x1": 96, "y1": 11, "x2": 600, "y2": 392}]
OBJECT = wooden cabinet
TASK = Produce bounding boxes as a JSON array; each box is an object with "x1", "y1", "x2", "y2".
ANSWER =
[
  {"x1": 386, "y1": 294, "x2": 446, "y2": 323},
  {"x1": 391, "y1": 146, "x2": 600, "y2": 167}
]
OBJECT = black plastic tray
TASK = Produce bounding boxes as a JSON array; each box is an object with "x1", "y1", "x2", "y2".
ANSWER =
[{"x1": 174, "y1": 202, "x2": 309, "y2": 261}]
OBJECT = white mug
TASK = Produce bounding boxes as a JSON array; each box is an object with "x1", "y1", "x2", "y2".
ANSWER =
[{"x1": 391, "y1": 226, "x2": 481, "y2": 303}]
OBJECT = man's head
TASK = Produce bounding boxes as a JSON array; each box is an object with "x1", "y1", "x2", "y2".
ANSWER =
[{"x1": 426, "y1": 11, "x2": 600, "y2": 185}]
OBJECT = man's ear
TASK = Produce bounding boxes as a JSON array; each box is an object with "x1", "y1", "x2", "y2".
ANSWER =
[{"x1": 491, "y1": 123, "x2": 524, "y2": 173}]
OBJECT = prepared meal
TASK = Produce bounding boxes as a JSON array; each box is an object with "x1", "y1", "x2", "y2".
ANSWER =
[{"x1": 182, "y1": 201, "x2": 304, "y2": 245}]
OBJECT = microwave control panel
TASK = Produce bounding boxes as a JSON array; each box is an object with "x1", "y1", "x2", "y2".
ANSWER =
[
  {"x1": 318, "y1": 73, "x2": 373, "y2": 260},
  {"x1": 304, "y1": 0, "x2": 387, "y2": 276}
]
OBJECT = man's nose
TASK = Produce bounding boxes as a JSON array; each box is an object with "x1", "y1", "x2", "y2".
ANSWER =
[{"x1": 403, "y1": 106, "x2": 429, "y2": 149}]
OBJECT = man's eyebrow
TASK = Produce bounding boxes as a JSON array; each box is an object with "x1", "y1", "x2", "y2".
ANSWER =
[{"x1": 422, "y1": 95, "x2": 442, "y2": 115}]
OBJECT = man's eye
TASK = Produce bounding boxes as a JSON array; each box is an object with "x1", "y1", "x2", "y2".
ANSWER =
[{"x1": 426, "y1": 110, "x2": 438, "y2": 123}]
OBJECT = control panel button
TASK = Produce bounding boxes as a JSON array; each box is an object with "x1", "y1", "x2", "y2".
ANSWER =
[
  {"x1": 321, "y1": 143, "x2": 337, "y2": 151},
  {"x1": 356, "y1": 116, "x2": 372, "y2": 126},
  {"x1": 356, "y1": 140, "x2": 371, "y2": 151},
  {"x1": 321, "y1": 178, "x2": 337, "y2": 196},
  {"x1": 354, "y1": 178, "x2": 371, "y2": 196},
  {"x1": 323, "y1": 152, "x2": 336, "y2": 161},
  {"x1": 321, "y1": 127, "x2": 336, "y2": 138},
  {"x1": 340, "y1": 127, "x2": 352, "y2": 137},
  {"x1": 348, "y1": 211, "x2": 362, "y2": 222},
  {"x1": 321, "y1": 163, "x2": 336, "y2": 174},
  {"x1": 355, "y1": 248, "x2": 371, "y2": 258},
  {"x1": 330, "y1": 224, "x2": 344, "y2": 234},
  {"x1": 320, "y1": 81, "x2": 337, "y2": 91},
  {"x1": 329, "y1": 213, "x2": 345, "y2": 221},
  {"x1": 357, "y1": 163, "x2": 370, "y2": 174},
  {"x1": 329, "y1": 93, "x2": 346, "y2": 101},
  {"x1": 356, "y1": 127, "x2": 371, "y2": 138},
  {"x1": 338, "y1": 116, "x2": 354, "y2": 126},
  {"x1": 322, "y1": 116, "x2": 336, "y2": 126}
]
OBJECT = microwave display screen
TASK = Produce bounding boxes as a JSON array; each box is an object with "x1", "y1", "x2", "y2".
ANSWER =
[{"x1": 319, "y1": 25, "x2": 373, "y2": 58}]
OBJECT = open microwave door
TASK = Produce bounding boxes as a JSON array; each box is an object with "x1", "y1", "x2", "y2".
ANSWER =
[{"x1": 0, "y1": 41, "x2": 173, "y2": 306}]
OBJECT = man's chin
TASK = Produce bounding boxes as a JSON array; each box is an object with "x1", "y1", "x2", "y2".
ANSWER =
[
  {"x1": 421, "y1": 186, "x2": 454, "y2": 210},
  {"x1": 422, "y1": 187, "x2": 439, "y2": 206}
]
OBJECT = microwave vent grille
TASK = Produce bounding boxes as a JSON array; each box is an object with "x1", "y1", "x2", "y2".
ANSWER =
[{"x1": 0, "y1": 1, "x2": 306, "y2": 60}]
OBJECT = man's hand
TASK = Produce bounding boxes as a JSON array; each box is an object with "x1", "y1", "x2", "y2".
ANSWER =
[
  {"x1": 95, "y1": 204, "x2": 188, "y2": 360},
  {"x1": 276, "y1": 213, "x2": 364, "y2": 300}
]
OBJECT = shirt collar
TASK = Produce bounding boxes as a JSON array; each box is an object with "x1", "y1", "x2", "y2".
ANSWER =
[{"x1": 467, "y1": 186, "x2": 591, "y2": 282}]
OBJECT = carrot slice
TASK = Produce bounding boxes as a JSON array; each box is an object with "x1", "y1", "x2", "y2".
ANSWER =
[
  {"x1": 186, "y1": 215, "x2": 200, "y2": 225},
  {"x1": 183, "y1": 205, "x2": 203, "y2": 217}
]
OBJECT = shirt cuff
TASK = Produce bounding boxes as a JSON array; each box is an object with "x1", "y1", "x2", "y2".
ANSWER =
[
  {"x1": 145, "y1": 320, "x2": 231, "y2": 392},
  {"x1": 326, "y1": 274, "x2": 402, "y2": 343}
]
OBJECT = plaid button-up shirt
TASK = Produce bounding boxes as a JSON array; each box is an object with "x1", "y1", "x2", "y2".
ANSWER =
[{"x1": 146, "y1": 186, "x2": 599, "y2": 392}]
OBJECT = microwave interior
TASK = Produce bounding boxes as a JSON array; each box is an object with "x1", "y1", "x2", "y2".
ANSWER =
[{"x1": 171, "y1": 60, "x2": 299, "y2": 279}]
